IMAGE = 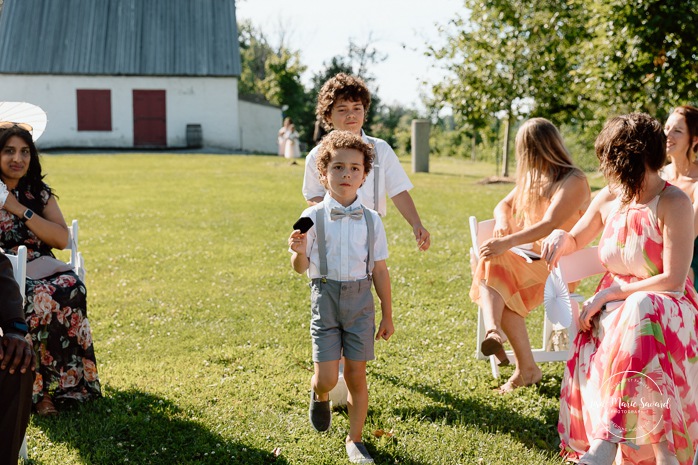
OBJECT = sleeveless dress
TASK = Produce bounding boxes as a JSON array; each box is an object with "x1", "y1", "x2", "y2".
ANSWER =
[
  {"x1": 0, "y1": 187, "x2": 101, "y2": 404},
  {"x1": 558, "y1": 186, "x2": 698, "y2": 464},
  {"x1": 470, "y1": 197, "x2": 585, "y2": 318}
]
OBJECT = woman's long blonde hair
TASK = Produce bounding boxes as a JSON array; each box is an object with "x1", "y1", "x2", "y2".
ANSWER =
[{"x1": 513, "y1": 118, "x2": 581, "y2": 222}]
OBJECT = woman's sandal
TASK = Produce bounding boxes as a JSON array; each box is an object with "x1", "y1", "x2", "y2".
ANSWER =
[
  {"x1": 480, "y1": 329, "x2": 510, "y2": 367},
  {"x1": 36, "y1": 396, "x2": 58, "y2": 417}
]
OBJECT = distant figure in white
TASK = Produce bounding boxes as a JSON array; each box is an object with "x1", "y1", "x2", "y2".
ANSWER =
[
  {"x1": 278, "y1": 117, "x2": 292, "y2": 156},
  {"x1": 284, "y1": 123, "x2": 301, "y2": 159}
]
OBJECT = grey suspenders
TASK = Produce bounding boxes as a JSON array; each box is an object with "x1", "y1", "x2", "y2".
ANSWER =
[
  {"x1": 365, "y1": 211, "x2": 375, "y2": 275},
  {"x1": 368, "y1": 138, "x2": 380, "y2": 215},
  {"x1": 315, "y1": 207, "x2": 374, "y2": 282}
]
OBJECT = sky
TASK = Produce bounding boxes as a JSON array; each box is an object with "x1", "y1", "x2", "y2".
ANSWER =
[{"x1": 235, "y1": 0, "x2": 464, "y2": 110}]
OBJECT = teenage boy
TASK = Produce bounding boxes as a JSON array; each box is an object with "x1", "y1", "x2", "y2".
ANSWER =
[{"x1": 302, "y1": 73, "x2": 430, "y2": 251}]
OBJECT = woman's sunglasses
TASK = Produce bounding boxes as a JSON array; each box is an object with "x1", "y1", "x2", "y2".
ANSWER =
[{"x1": 0, "y1": 121, "x2": 33, "y2": 132}]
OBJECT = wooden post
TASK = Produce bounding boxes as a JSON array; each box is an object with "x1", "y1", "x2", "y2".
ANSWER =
[
  {"x1": 501, "y1": 113, "x2": 512, "y2": 178},
  {"x1": 471, "y1": 129, "x2": 477, "y2": 161},
  {"x1": 411, "y1": 119, "x2": 430, "y2": 173}
]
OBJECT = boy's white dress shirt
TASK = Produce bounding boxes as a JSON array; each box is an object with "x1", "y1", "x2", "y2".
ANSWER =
[
  {"x1": 301, "y1": 194, "x2": 388, "y2": 282},
  {"x1": 302, "y1": 131, "x2": 413, "y2": 216}
]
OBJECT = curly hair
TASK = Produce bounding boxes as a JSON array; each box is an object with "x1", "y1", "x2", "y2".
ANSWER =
[
  {"x1": 315, "y1": 131, "x2": 374, "y2": 188},
  {"x1": 316, "y1": 73, "x2": 371, "y2": 131},
  {"x1": 595, "y1": 113, "x2": 666, "y2": 205},
  {"x1": 513, "y1": 118, "x2": 583, "y2": 217},
  {"x1": 671, "y1": 105, "x2": 698, "y2": 160}
]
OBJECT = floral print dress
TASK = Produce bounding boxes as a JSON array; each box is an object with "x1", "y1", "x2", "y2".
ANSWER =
[
  {"x1": 559, "y1": 186, "x2": 698, "y2": 464},
  {"x1": 0, "y1": 186, "x2": 101, "y2": 404}
]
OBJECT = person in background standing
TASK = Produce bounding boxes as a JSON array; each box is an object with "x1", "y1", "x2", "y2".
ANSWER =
[
  {"x1": 285, "y1": 123, "x2": 301, "y2": 161},
  {"x1": 278, "y1": 117, "x2": 292, "y2": 157}
]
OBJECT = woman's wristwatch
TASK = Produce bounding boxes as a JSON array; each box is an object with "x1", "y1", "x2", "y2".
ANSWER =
[{"x1": 22, "y1": 209, "x2": 34, "y2": 222}]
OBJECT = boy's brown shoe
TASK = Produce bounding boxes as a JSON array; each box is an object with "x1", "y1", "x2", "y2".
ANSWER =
[{"x1": 309, "y1": 391, "x2": 331, "y2": 432}]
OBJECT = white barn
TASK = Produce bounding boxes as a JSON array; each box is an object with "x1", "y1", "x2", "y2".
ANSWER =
[{"x1": 0, "y1": 0, "x2": 280, "y2": 153}]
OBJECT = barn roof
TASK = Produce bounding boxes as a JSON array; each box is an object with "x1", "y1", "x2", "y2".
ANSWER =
[{"x1": 0, "y1": 0, "x2": 241, "y2": 76}]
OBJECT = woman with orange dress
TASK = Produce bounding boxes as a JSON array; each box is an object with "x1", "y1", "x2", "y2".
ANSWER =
[{"x1": 470, "y1": 117, "x2": 590, "y2": 393}]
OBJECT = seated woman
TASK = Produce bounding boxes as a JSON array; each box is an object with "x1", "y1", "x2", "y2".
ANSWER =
[
  {"x1": 470, "y1": 117, "x2": 590, "y2": 393},
  {"x1": 659, "y1": 105, "x2": 698, "y2": 288},
  {"x1": 0, "y1": 124, "x2": 101, "y2": 416},
  {"x1": 542, "y1": 113, "x2": 698, "y2": 465}
]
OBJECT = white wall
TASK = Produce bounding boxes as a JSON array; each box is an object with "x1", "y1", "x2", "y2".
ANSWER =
[
  {"x1": 238, "y1": 100, "x2": 282, "y2": 154},
  {"x1": 0, "y1": 75, "x2": 243, "y2": 150}
]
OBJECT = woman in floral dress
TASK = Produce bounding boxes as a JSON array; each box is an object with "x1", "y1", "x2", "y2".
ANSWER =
[
  {"x1": 542, "y1": 113, "x2": 698, "y2": 465},
  {"x1": 0, "y1": 125, "x2": 101, "y2": 416}
]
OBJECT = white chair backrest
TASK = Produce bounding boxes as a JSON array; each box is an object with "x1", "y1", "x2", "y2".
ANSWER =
[
  {"x1": 4, "y1": 245, "x2": 27, "y2": 300},
  {"x1": 65, "y1": 219, "x2": 85, "y2": 280},
  {"x1": 469, "y1": 217, "x2": 495, "y2": 260},
  {"x1": 67, "y1": 218, "x2": 78, "y2": 257},
  {"x1": 557, "y1": 246, "x2": 605, "y2": 283}
]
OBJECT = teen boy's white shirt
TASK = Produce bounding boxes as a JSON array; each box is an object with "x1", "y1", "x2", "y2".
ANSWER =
[
  {"x1": 302, "y1": 131, "x2": 413, "y2": 216},
  {"x1": 300, "y1": 194, "x2": 388, "y2": 282}
]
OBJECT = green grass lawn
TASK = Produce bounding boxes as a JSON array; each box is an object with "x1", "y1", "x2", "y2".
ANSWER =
[{"x1": 22, "y1": 153, "x2": 604, "y2": 465}]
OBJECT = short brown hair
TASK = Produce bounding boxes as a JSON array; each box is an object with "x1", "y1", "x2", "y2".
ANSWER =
[
  {"x1": 316, "y1": 131, "x2": 374, "y2": 187},
  {"x1": 595, "y1": 113, "x2": 666, "y2": 205},
  {"x1": 316, "y1": 73, "x2": 371, "y2": 130}
]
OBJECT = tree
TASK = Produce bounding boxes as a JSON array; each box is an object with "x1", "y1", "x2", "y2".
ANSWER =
[
  {"x1": 428, "y1": 0, "x2": 585, "y2": 175},
  {"x1": 237, "y1": 20, "x2": 313, "y2": 143},
  {"x1": 428, "y1": 1, "x2": 698, "y2": 168},
  {"x1": 572, "y1": 0, "x2": 698, "y2": 128},
  {"x1": 370, "y1": 103, "x2": 419, "y2": 150}
]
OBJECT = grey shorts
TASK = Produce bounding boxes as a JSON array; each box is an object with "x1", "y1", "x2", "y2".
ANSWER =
[{"x1": 310, "y1": 278, "x2": 375, "y2": 363}]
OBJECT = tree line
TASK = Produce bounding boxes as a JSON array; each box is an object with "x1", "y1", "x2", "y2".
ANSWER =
[
  {"x1": 239, "y1": 0, "x2": 698, "y2": 173},
  {"x1": 237, "y1": 20, "x2": 420, "y2": 156}
]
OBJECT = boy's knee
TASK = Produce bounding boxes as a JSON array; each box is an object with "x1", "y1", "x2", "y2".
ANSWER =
[
  {"x1": 342, "y1": 363, "x2": 367, "y2": 385},
  {"x1": 314, "y1": 374, "x2": 338, "y2": 393}
]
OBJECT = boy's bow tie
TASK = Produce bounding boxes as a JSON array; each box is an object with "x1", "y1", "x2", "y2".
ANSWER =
[{"x1": 330, "y1": 207, "x2": 364, "y2": 221}]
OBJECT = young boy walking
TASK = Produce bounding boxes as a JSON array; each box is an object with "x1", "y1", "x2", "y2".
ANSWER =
[
  {"x1": 289, "y1": 130, "x2": 393, "y2": 464},
  {"x1": 302, "y1": 73, "x2": 431, "y2": 252}
]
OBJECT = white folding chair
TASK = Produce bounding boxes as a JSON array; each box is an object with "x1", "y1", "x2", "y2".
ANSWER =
[
  {"x1": 552, "y1": 245, "x2": 607, "y2": 331},
  {"x1": 66, "y1": 219, "x2": 85, "y2": 281},
  {"x1": 469, "y1": 216, "x2": 605, "y2": 378},
  {"x1": 4, "y1": 246, "x2": 28, "y2": 460},
  {"x1": 4, "y1": 245, "x2": 27, "y2": 301}
]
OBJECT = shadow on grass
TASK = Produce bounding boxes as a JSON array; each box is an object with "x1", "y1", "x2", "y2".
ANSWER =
[
  {"x1": 373, "y1": 372, "x2": 561, "y2": 453},
  {"x1": 369, "y1": 445, "x2": 431, "y2": 465},
  {"x1": 26, "y1": 387, "x2": 286, "y2": 465}
]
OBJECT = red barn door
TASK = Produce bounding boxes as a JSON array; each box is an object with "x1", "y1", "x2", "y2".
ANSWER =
[{"x1": 133, "y1": 90, "x2": 166, "y2": 147}]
